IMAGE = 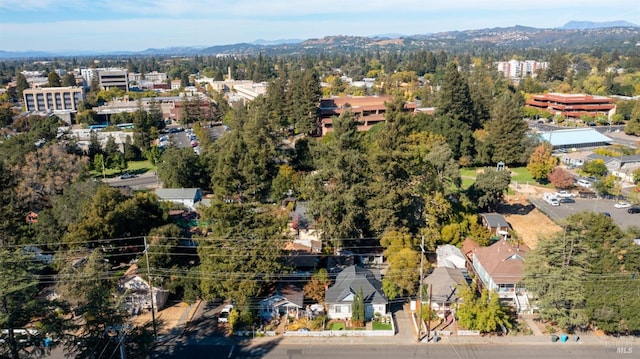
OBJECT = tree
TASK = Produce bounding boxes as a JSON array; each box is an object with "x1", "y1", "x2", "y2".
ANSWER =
[
  {"x1": 61, "y1": 73, "x2": 76, "y2": 87},
  {"x1": 15, "y1": 73, "x2": 29, "y2": 98},
  {"x1": 14, "y1": 143, "x2": 88, "y2": 209},
  {"x1": 547, "y1": 167, "x2": 575, "y2": 189},
  {"x1": 351, "y1": 288, "x2": 365, "y2": 326},
  {"x1": 157, "y1": 147, "x2": 204, "y2": 188},
  {"x1": 436, "y1": 62, "x2": 476, "y2": 128},
  {"x1": 467, "y1": 167, "x2": 511, "y2": 212},
  {"x1": 0, "y1": 104, "x2": 14, "y2": 127},
  {"x1": 47, "y1": 71, "x2": 61, "y2": 87},
  {"x1": 380, "y1": 231, "x2": 420, "y2": 299},
  {"x1": 523, "y1": 213, "x2": 603, "y2": 332},
  {"x1": 583, "y1": 160, "x2": 608, "y2": 178},
  {"x1": 198, "y1": 201, "x2": 287, "y2": 309},
  {"x1": 593, "y1": 174, "x2": 620, "y2": 197},
  {"x1": 304, "y1": 269, "x2": 331, "y2": 303},
  {"x1": 485, "y1": 91, "x2": 529, "y2": 165},
  {"x1": 0, "y1": 248, "x2": 69, "y2": 359},
  {"x1": 526, "y1": 143, "x2": 557, "y2": 182},
  {"x1": 306, "y1": 110, "x2": 372, "y2": 244},
  {"x1": 455, "y1": 284, "x2": 511, "y2": 333},
  {"x1": 57, "y1": 250, "x2": 154, "y2": 358}
]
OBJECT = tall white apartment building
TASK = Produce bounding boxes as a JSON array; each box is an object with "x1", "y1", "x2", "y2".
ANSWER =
[{"x1": 496, "y1": 60, "x2": 548, "y2": 80}]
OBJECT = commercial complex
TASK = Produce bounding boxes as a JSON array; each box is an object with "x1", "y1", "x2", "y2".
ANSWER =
[
  {"x1": 23, "y1": 86, "x2": 85, "y2": 113},
  {"x1": 526, "y1": 93, "x2": 616, "y2": 119},
  {"x1": 318, "y1": 96, "x2": 416, "y2": 136}
]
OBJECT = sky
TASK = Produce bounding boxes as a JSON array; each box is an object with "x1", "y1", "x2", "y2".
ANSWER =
[{"x1": 0, "y1": 0, "x2": 638, "y2": 52}]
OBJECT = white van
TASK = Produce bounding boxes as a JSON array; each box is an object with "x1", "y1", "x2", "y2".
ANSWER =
[{"x1": 543, "y1": 193, "x2": 560, "y2": 206}]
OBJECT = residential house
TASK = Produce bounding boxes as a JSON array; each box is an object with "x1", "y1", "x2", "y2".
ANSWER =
[
  {"x1": 460, "y1": 238, "x2": 480, "y2": 274},
  {"x1": 585, "y1": 153, "x2": 640, "y2": 183},
  {"x1": 155, "y1": 188, "x2": 203, "y2": 210},
  {"x1": 436, "y1": 244, "x2": 467, "y2": 270},
  {"x1": 325, "y1": 266, "x2": 387, "y2": 320},
  {"x1": 119, "y1": 275, "x2": 169, "y2": 315},
  {"x1": 479, "y1": 213, "x2": 510, "y2": 240},
  {"x1": 288, "y1": 200, "x2": 322, "y2": 253},
  {"x1": 259, "y1": 285, "x2": 304, "y2": 322},
  {"x1": 423, "y1": 267, "x2": 469, "y2": 317},
  {"x1": 470, "y1": 239, "x2": 530, "y2": 312}
]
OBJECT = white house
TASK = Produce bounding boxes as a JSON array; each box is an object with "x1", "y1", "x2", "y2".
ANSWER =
[
  {"x1": 325, "y1": 266, "x2": 387, "y2": 320},
  {"x1": 436, "y1": 244, "x2": 467, "y2": 270},
  {"x1": 119, "y1": 275, "x2": 169, "y2": 315},
  {"x1": 155, "y1": 188, "x2": 202, "y2": 210}
]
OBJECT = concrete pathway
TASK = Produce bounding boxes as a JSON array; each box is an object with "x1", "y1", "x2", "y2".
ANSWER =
[{"x1": 521, "y1": 314, "x2": 545, "y2": 336}]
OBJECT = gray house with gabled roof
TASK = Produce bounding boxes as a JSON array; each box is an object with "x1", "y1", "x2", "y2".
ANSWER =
[
  {"x1": 155, "y1": 188, "x2": 202, "y2": 210},
  {"x1": 325, "y1": 265, "x2": 387, "y2": 320}
]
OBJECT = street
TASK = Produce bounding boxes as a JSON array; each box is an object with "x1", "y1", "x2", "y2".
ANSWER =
[{"x1": 150, "y1": 340, "x2": 633, "y2": 359}]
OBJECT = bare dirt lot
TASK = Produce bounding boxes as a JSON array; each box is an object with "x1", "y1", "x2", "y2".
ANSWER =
[
  {"x1": 132, "y1": 301, "x2": 200, "y2": 335},
  {"x1": 498, "y1": 190, "x2": 562, "y2": 250}
]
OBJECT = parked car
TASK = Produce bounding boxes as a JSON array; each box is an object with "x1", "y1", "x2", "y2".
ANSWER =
[
  {"x1": 120, "y1": 173, "x2": 135, "y2": 179},
  {"x1": 556, "y1": 191, "x2": 576, "y2": 198},
  {"x1": 559, "y1": 197, "x2": 575, "y2": 204},
  {"x1": 628, "y1": 206, "x2": 640, "y2": 214},
  {"x1": 218, "y1": 304, "x2": 234, "y2": 323},
  {"x1": 614, "y1": 202, "x2": 632, "y2": 209}
]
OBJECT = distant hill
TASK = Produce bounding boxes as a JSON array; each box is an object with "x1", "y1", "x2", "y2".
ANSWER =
[
  {"x1": 250, "y1": 39, "x2": 302, "y2": 45},
  {"x1": 560, "y1": 20, "x2": 639, "y2": 29},
  {"x1": 1, "y1": 22, "x2": 639, "y2": 58}
]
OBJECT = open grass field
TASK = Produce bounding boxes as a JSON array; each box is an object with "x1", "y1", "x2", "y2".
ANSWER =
[
  {"x1": 459, "y1": 166, "x2": 550, "y2": 190},
  {"x1": 91, "y1": 160, "x2": 154, "y2": 178}
]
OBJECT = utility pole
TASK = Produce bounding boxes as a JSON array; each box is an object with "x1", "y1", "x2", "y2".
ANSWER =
[
  {"x1": 417, "y1": 235, "x2": 425, "y2": 342},
  {"x1": 143, "y1": 237, "x2": 158, "y2": 340},
  {"x1": 427, "y1": 285, "x2": 433, "y2": 342}
]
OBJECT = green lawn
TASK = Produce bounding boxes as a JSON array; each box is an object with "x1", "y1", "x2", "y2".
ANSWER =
[
  {"x1": 329, "y1": 322, "x2": 346, "y2": 331},
  {"x1": 372, "y1": 321, "x2": 392, "y2": 330},
  {"x1": 459, "y1": 166, "x2": 542, "y2": 188},
  {"x1": 91, "y1": 160, "x2": 154, "y2": 178}
]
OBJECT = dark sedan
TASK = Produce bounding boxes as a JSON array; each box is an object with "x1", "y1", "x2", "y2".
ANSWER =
[{"x1": 628, "y1": 206, "x2": 640, "y2": 214}]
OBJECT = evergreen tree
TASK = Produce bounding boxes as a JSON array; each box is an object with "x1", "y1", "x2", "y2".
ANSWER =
[
  {"x1": 485, "y1": 91, "x2": 529, "y2": 165},
  {"x1": 0, "y1": 248, "x2": 70, "y2": 359},
  {"x1": 436, "y1": 62, "x2": 477, "y2": 128},
  {"x1": 15, "y1": 72, "x2": 29, "y2": 98},
  {"x1": 352, "y1": 287, "x2": 365, "y2": 325},
  {"x1": 47, "y1": 71, "x2": 61, "y2": 87}
]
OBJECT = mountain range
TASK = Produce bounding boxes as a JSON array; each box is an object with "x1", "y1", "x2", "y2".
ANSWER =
[{"x1": 1, "y1": 20, "x2": 638, "y2": 59}]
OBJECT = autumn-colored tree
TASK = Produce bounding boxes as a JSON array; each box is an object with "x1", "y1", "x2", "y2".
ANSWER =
[
  {"x1": 526, "y1": 143, "x2": 557, "y2": 182},
  {"x1": 304, "y1": 268, "x2": 331, "y2": 303},
  {"x1": 547, "y1": 167, "x2": 575, "y2": 189},
  {"x1": 380, "y1": 230, "x2": 420, "y2": 300},
  {"x1": 14, "y1": 143, "x2": 88, "y2": 209}
]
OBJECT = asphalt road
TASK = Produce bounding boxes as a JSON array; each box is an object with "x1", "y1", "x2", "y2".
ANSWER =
[
  {"x1": 104, "y1": 171, "x2": 160, "y2": 189},
  {"x1": 530, "y1": 196, "x2": 640, "y2": 229},
  {"x1": 150, "y1": 341, "x2": 633, "y2": 359}
]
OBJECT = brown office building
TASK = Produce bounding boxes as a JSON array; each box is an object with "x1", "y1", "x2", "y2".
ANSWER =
[
  {"x1": 526, "y1": 93, "x2": 616, "y2": 119},
  {"x1": 319, "y1": 96, "x2": 416, "y2": 136}
]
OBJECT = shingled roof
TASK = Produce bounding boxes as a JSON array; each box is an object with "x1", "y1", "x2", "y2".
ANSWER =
[
  {"x1": 472, "y1": 240, "x2": 528, "y2": 285},
  {"x1": 325, "y1": 266, "x2": 387, "y2": 305}
]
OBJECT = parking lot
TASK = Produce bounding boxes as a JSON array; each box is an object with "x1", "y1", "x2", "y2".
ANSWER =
[{"x1": 530, "y1": 195, "x2": 639, "y2": 229}]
